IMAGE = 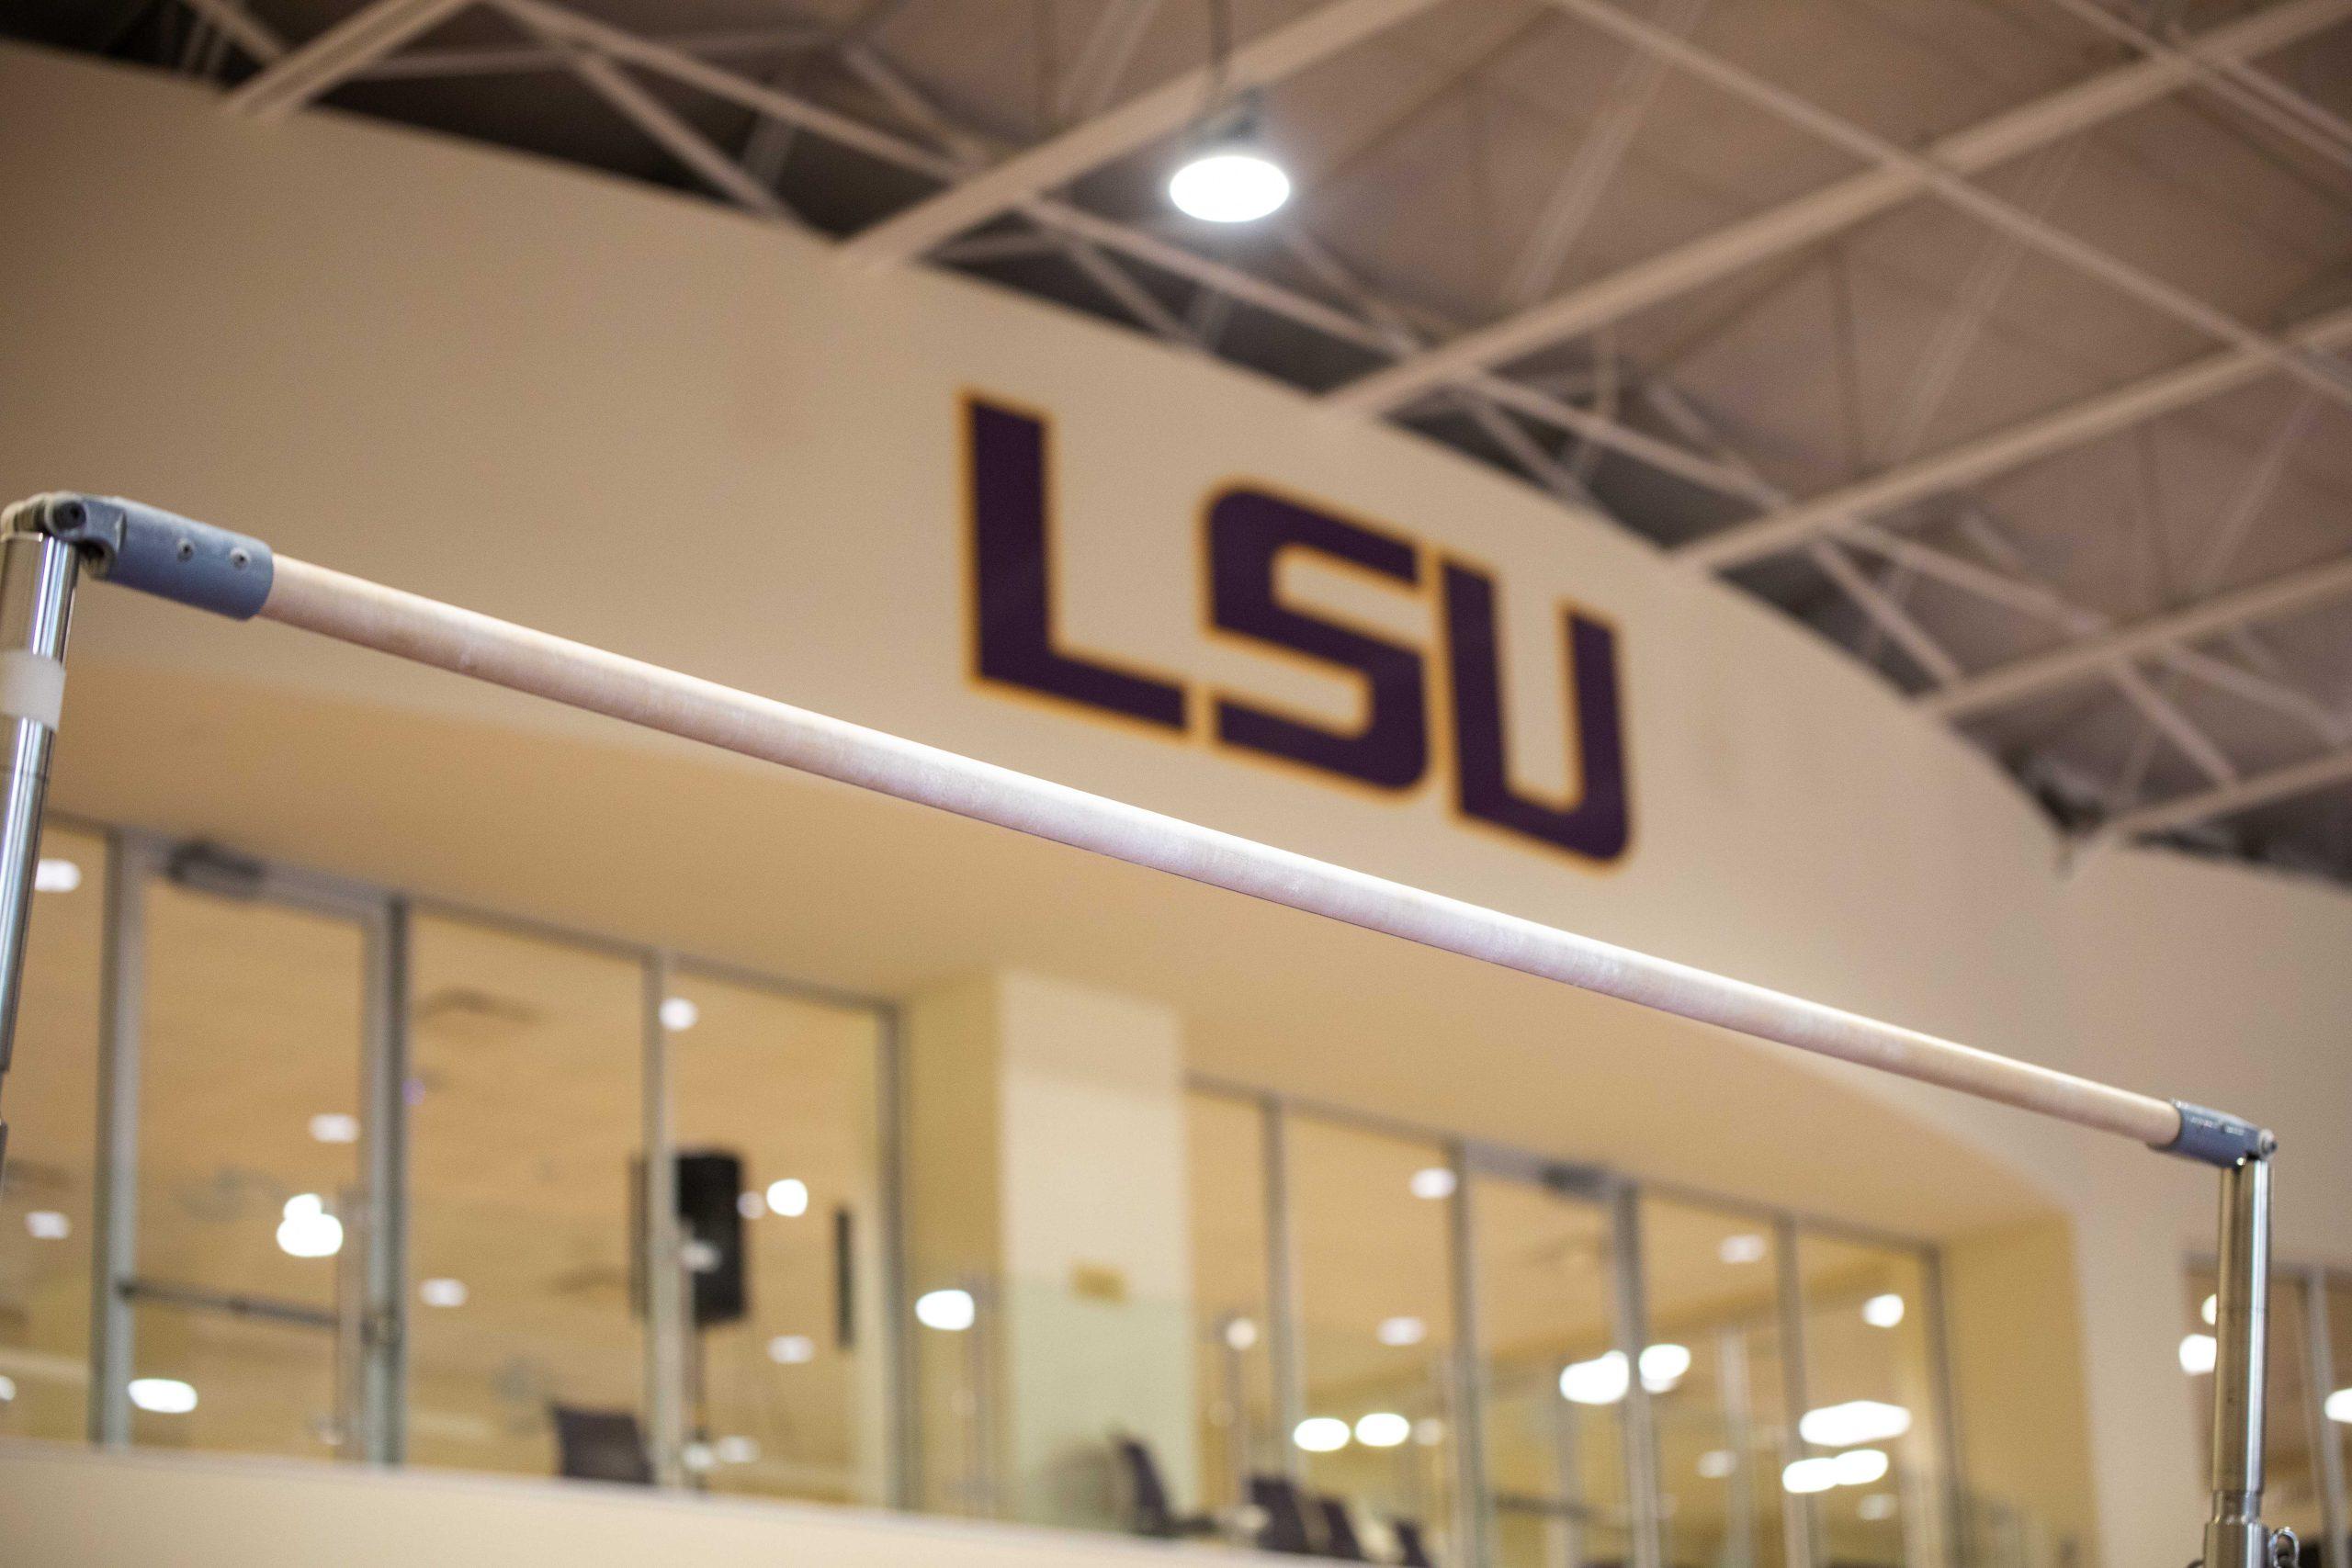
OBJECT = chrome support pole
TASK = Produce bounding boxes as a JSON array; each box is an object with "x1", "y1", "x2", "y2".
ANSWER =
[
  {"x1": 2205, "y1": 1152, "x2": 2280, "y2": 1568},
  {"x1": 0, "y1": 518, "x2": 78, "y2": 1180}
]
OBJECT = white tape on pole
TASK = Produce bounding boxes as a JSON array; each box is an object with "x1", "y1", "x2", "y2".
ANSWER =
[
  {"x1": 0, "y1": 650, "x2": 66, "y2": 731},
  {"x1": 259, "y1": 555, "x2": 2183, "y2": 1150}
]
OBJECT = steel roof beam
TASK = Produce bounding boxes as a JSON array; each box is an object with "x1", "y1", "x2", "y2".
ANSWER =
[
  {"x1": 1679, "y1": 301, "x2": 2352, "y2": 570},
  {"x1": 224, "y1": 0, "x2": 474, "y2": 118},
  {"x1": 1921, "y1": 552, "x2": 2352, "y2": 720},
  {"x1": 1323, "y1": 0, "x2": 2352, "y2": 414},
  {"x1": 2098, "y1": 742, "x2": 2352, "y2": 840}
]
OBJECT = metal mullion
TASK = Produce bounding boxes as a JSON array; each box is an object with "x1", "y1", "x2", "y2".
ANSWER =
[
  {"x1": 87, "y1": 830, "x2": 151, "y2": 1447},
  {"x1": 1447, "y1": 1137, "x2": 1493, "y2": 1568},
  {"x1": 1263, "y1": 1096, "x2": 1306, "y2": 1479},
  {"x1": 2304, "y1": 1270, "x2": 2346, "y2": 1566},
  {"x1": 641, "y1": 951, "x2": 687, "y2": 1486},
  {"x1": 1611, "y1": 1179, "x2": 1665, "y2": 1568},
  {"x1": 1774, "y1": 1216, "x2": 1818, "y2": 1568},
  {"x1": 878, "y1": 1004, "x2": 919, "y2": 1510},
  {"x1": 1922, "y1": 1246, "x2": 1966, "y2": 1568},
  {"x1": 357, "y1": 897, "x2": 410, "y2": 1463}
]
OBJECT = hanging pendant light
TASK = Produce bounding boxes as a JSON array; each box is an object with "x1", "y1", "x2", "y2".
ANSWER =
[
  {"x1": 1170, "y1": 100, "x2": 1292, "y2": 223},
  {"x1": 1168, "y1": 2, "x2": 1292, "y2": 224}
]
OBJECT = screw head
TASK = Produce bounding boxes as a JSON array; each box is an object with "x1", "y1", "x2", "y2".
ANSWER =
[{"x1": 176, "y1": 540, "x2": 195, "y2": 561}]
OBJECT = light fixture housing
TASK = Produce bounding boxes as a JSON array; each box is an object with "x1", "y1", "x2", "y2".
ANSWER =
[{"x1": 1169, "y1": 98, "x2": 1291, "y2": 224}]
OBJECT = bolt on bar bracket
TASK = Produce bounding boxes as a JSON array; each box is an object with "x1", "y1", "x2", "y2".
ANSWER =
[
  {"x1": 2161, "y1": 1099, "x2": 2277, "y2": 1168},
  {"x1": 15, "y1": 492, "x2": 273, "y2": 620}
]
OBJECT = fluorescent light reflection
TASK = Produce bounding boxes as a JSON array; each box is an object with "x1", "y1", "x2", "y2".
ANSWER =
[
  {"x1": 308, "y1": 1112, "x2": 359, "y2": 1145},
  {"x1": 1798, "y1": 1400, "x2": 1910, "y2": 1447},
  {"x1": 1559, "y1": 1344, "x2": 1690, "y2": 1405}
]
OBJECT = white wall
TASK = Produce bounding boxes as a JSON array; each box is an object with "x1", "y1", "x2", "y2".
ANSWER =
[
  {"x1": 1, "y1": 42, "x2": 2347, "y2": 1564},
  {"x1": 0, "y1": 1439, "x2": 1259, "y2": 1568}
]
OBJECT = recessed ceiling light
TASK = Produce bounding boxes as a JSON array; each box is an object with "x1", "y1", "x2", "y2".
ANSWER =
[
  {"x1": 33, "y1": 858, "x2": 80, "y2": 893},
  {"x1": 1697, "y1": 1450, "x2": 1736, "y2": 1479},
  {"x1": 1293, "y1": 1416, "x2": 1350, "y2": 1453},
  {"x1": 1354, "y1": 1412, "x2": 1411, "y2": 1449},
  {"x1": 2180, "y1": 1334, "x2": 2218, "y2": 1375},
  {"x1": 25, "y1": 1210, "x2": 69, "y2": 1241},
  {"x1": 1223, "y1": 1316, "x2": 1260, "y2": 1351},
  {"x1": 308, "y1": 1112, "x2": 360, "y2": 1145},
  {"x1": 1718, "y1": 1234, "x2": 1768, "y2": 1265},
  {"x1": 1862, "y1": 1292, "x2": 1905, "y2": 1328},
  {"x1": 915, "y1": 1289, "x2": 976, "y2": 1332},
  {"x1": 2326, "y1": 1387, "x2": 2352, "y2": 1424},
  {"x1": 418, "y1": 1278, "x2": 468, "y2": 1308},
  {"x1": 659, "y1": 997, "x2": 699, "y2": 1032},
  {"x1": 768, "y1": 1335, "x2": 817, "y2": 1365},
  {"x1": 128, "y1": 1377, "x2": 198, "y2": 1415},
  {"x1": 765, "y1": 1178, "x2": 809, "y2": 1218},
  {"x1": 1408, "y1": 1167, "x2": 1456, "y2": 1201},
  {"x1": 1376, "y1": 1315, "x2": 1426, "y2": 1348},
  {"x1": 2201, "y1": 1293, "x2": 2218, "y2": 1325},
  {"x1": 276, "y1": 1193, "x2": 343, "y2": 1258}
]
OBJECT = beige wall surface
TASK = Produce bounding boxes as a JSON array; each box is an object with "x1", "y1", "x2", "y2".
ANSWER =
[
  {"x1": 2, "y1": 43, "x2": 2348, "y2": 1568},
  {"x1": 0, "y1": 1438, "x2": 1265, "y2": 1568}
]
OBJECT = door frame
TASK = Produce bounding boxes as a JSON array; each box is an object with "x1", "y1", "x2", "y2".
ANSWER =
[{"x1": 86, "y1": 829, "x2": 407, "y2": 1461}]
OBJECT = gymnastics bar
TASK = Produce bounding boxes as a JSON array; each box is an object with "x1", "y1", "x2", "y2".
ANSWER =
[{"x1": 0, "y1": 492, "x2": 2288, "y2": 1568}]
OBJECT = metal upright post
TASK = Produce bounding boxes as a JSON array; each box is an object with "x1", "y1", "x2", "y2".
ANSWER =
[
  {"x1": 2205, "y1": 1151, "x2": 2283, "y2": 1568},
  {"x1": 642, "y1": 951, "x2": 687, "y2": 1487},
  {"x1": 0, "y1": 503, "x2": 79, "y2": 1180}
]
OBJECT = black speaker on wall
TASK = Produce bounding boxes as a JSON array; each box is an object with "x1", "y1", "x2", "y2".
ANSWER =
[
  {"x1": 631, "y1": 1148, "x2": 749, "y2": 1328},
  {"x1": 675, "y1": 1149, "x2": 748, "y2": 1327}
]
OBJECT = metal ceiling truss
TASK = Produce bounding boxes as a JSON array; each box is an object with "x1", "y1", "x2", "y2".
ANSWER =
[{"x1": 150, "y1": 0, "x2": 2352, "y2": 856}]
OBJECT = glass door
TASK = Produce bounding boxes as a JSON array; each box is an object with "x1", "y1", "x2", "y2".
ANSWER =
[
  {"x1": 111, "y1": 840, "x2": 400, "y2": 1461},
  {"x1": 1467, "y1": 1151, "x2": 1641, "y2": 1568}
]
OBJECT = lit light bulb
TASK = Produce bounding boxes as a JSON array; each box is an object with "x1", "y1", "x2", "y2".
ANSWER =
[
  {"x1": 276, "y1": 1194, "x2": 343, "y2": 1258},
  {"x1": 1293, "y1": 1416, "x2": 1350, "y2": 1453},
  {"x1": 1862, "y1": 1292, "x2": 1905, "y2": 1328},
  {"x1": 1169, "y1": 149, "x2": 1291, "y2": 223},
  {"x1": 916, "y1": 1289, "x2": 976, "y2": 1332},
  {"x1": 1354, "y1": 1412, "x2": 1411, "y2": 1449}
]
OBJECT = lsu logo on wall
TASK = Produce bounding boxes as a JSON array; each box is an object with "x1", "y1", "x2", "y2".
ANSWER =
[{"x1": 965, "y1": 396, "x2": 1631, "y2": 866}]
